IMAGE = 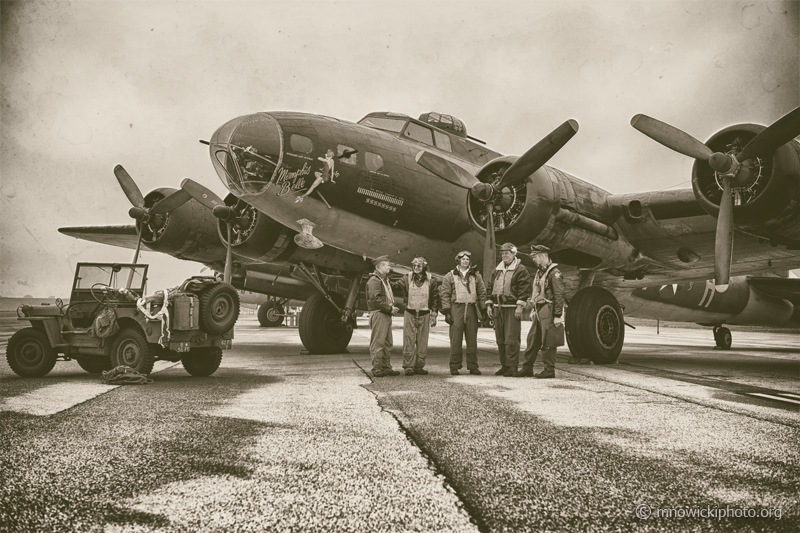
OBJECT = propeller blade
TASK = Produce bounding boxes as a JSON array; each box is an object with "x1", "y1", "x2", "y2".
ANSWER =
[
  {"x1": 483, "y1": 203, "x2": 497, "y2": 286},
  {"x1": 150, "y1": 189, "x2": 192, "y2": 215},
  {"x1": 224, "y1": 224, "x2": 232, "y2": 284},
  {"x1": 714, "y1": 176, "x2": 734, "y2": 292},
  {"x1": 180, "y1": 178, "x2": 226, "y2": 211},
  {"x1": 114, "y1": 165, "x2": 145, "y2": 208},
  {"x1": 415, "y1": 150, "x2": 478, "y2": 189},
  {"x1": 737, "y1": 107, "x2": 800, "y2": 162},
  {"x1": 630, "y1": 115, "x2": 713, "y2": 161},
  {"x1": 496, "y1": 119, "x2": 579, "y2": 190}
]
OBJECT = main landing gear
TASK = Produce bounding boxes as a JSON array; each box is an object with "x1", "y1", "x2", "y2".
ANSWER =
[
  {"x1": 713, "y1": 326, "x2": 732, "y2": 350},
  {"x1": 296, "y1": 265, "x2": 360, "y2": 354},
  {"x1": 565, "y1": 287, "x2": 625, "y2": 364}
]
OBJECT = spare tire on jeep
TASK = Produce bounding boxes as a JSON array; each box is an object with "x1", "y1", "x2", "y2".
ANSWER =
[{"x1": 199, "y1": 282, "x2": 240, "y2": 335}]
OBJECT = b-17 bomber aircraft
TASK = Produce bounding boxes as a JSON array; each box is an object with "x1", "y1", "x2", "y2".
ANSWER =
[{"x1": 60, "y1": 105, "x2": 800, "y2": 362}]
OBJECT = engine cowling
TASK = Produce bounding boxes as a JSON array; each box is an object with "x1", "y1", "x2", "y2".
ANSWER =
[
  {"x1": 140, "y1": 188, "x2": 226, "y2": 263},
  {"x1": 692, "y1": 124, "x2": 800, "y2": 245},
  {"x1": 217, "y1": 195, "x2": 294, "y2": 262},
  {"x1": 466, "y1": 156, "x2": 559, "y2": 244}
]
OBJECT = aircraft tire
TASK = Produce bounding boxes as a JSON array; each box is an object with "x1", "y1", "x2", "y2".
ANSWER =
[
  {"x1": 257, "y1": 301, "x2": 285, "y2": 327},
  {"x1": 299, "y1": 293, "x2": 353, "y2": 354},
  {"x1": 77, "y1": 357, "x2": 113, "y2": 374},
  {"x1": 715, "y1": 326, "x2": 732, "y2": 350},
  {"x1": 199, "y1": 282, "x2": 240, "y2": 335},
  {"x1": 565, "y1": 287, "x2": 624, "y2": 364},
  {"x1": 6, "y1": 327, "x2": 57, "y2": 378},
  {"x1": 181, "y1": 347, "x2": 223, "y2": 377},
  {"x1": 107, "y1": 327, "x2": 155, "y2": 375}
]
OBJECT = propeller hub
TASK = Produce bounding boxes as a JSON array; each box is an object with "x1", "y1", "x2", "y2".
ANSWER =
[
  {"x1": 212, "y1": 205, "x2": 233, "y2": 220},
  {"x1": 128, "y1": 206, "x2": 147, "y2": 221},
  {"x1": 471, "y1": 182, "x2": 495, "y2": 202},
  {"x1": 709, "y1": 152, "x2": 736, "y2": 174}
]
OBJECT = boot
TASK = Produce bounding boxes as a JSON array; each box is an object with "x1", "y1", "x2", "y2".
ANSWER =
[
  {"x1": 494, "y1": 366, "x2": 508, "y2": 376},
  {"x1": 578, "y1": 359, "x2": 594, "y2": 365},
  {"x1": 414, "y1": 368, "x2": 429, "y2": 375},
  {"x1": 513, "y1": 367, "x2": 533, "y2": 377},
  {"x1": 450, "y1": 369, "x2": 460, "y2": 375},
  {"x1": 503, "y1": 367, "x2": 516, "y2": 377},
  {"x1": 385, "y1": 369, "x2": 401, "y2": 376},
  {"x1": 567, "y1": 357, "x2": 580, "y2": 364},
  {"x1": 469, "y1": 368, "x2": 482, "y2": 375},
  {"x1": 405, "y1": 368, "x2": 415, "y2": 376},
  {"x1": 535, "y1": 370, "x2": 555, "y2": 379}
]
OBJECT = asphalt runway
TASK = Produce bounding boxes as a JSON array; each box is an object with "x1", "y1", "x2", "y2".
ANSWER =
[{"x1": 1, "y1": 313, "x2": 798, "y2": 532}]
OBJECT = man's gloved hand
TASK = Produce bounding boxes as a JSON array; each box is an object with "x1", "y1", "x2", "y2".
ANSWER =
[
  {"x1": 391, "y1": 306, "x2": 399, "y2": 315},
  {"x1": 514, "y1": 306, "x2": 523, "y2": 320},
  {"x1": 430, "y1": 314, "x2": 437, "y2": 328},
  {"x1": 444, "y1": 312, "x2": 453, "y2": 325},
  {"x1": 553, "y1": 315, "x2": 564, "y2": 327}
]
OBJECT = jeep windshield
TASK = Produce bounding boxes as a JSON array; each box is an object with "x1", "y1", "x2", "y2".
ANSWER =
[{"x1": 73, "y1": 263, "x2": 148, "y2": 293}]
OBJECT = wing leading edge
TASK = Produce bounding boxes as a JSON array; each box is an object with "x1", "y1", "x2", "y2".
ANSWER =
[{"x1": 59, "y1": 225, "x2": 140, "y2": 250}]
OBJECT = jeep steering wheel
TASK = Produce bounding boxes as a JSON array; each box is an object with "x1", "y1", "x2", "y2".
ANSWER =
[{"x1": 91, "y1": 283, "x2": 113, "y2": 304}]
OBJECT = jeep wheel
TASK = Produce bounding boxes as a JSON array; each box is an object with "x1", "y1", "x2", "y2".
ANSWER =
[
  {"x1": 77, "y1": 357, "x2": 113, "y2": 374},
  {"x1": 106, "y1": 327, "x2": 155, "y2": 375},
  {"x1": 181, "y1": 347, "x2": 223, "y2": 377},
  {"x1": 199, "y1": 283, "x2": 240, "y2": 335},
  {"x1": 7, "y1": 327, "x2": 57, "y2": 378}
]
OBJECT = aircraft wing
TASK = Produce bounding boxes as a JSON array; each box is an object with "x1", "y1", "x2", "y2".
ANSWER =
[
  {"x1": 748, "y1": 276, "x2": 800, "y2": 305},
  {"x1": 59, "y1": 225, "x2": 140, "y2": 250}
]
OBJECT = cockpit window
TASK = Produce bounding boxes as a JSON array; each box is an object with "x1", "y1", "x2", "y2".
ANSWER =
[
  {"x1": 433, "y1": 131, "x2": 452, "y2": 152},
  {"x1": 359, "y1": 116, "x2": 406, "y2": 133},
  {"x1": 403, "y1": 122, "x2": 433, "y2": 146}
]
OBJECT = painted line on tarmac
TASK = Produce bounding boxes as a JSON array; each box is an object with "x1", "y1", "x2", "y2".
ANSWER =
[
  {"x1": 746, "y1": 393, "x2": 800, "y2": 406},
  {"x1": 0, "y1": 361, "x2": 177, "y2": 416}
]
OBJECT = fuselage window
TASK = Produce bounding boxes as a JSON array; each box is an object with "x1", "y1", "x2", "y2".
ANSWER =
[
  {"x1": 433, "y1": 131, "x2": 452, "y2": 152},
  {"x1": 338, "y1": 145, "x2": 357, "y2": 165},
  {"x1": 359, "y1": 117, "x2": 406, "y2": 133},
  {"x1": 290, "y1": 134, "x2": 313, "y2": 153},
  {"x1": 365, "y1": 152, "x2": 384, "y2": 172},
  {"x1": 403, "y1": 122, "x2": 433, "y2": 146}
]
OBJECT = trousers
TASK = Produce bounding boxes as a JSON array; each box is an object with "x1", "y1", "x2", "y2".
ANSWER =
[
  {"x1": 403, "y1": 311, "x2": 430, "y2": 370},
  {"x1": 521, "y1": 302, "x2": 556, "y2": 372},
  {"x1": 369, "y1": 311, "x2": 393, "y2": 373},
  {"x1": 449, "y1": 303, "x2": 479, "y2": 371},
  {"x1": 494, "y1": 307, "x2": 521, "y2": 369}
]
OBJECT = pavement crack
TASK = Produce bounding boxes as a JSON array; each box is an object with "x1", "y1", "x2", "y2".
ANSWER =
[{"x1": 352, "y1": 358, "x2": 488, "y2": 533}]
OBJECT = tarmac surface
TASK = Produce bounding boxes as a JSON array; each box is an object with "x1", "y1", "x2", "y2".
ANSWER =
[{"x1": 1, "y1": 312, "x2": 798, "y2": 532}]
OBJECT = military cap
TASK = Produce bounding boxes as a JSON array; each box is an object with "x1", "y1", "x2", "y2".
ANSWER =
[
  {"x1": 499, "y1": 242, "x2": 517, "y2": 253},
  {"x1": 455, "y1": 250, "x2": 472, "y2": 261},
  {"x1": 372, "y1": 255, "x2": 390, "y2": 266},
  {"x1": 529, "y1": 244, "x2": 550, "y2": 255}
]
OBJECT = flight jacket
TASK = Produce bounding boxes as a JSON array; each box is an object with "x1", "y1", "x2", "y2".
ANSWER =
[
  {"x1": 440, "y1": 266, "x2": 487, "y2": 320},
  {"x1": 366, "y1": 271, "x2": 394, "y2": 315},
  {"x1": 485, "y1": 257, "x2": 532, "y2": 307},
  {"x1": 392, "y1": 272, "x2": 442, "y2": 315}
]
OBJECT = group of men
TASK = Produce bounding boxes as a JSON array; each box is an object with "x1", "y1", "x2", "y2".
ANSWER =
[{"x1": 366, "y1": 242, "x2": 568, "y2": 379}]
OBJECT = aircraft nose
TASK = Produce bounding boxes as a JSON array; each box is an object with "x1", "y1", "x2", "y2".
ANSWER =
[{"x1": 209, "y1": 113, "x2": 283, "y2": 196}]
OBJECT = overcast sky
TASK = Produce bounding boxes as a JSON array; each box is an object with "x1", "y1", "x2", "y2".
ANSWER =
[{"x1": 1, "y1": 0, "x2": 798, "y2": 297}]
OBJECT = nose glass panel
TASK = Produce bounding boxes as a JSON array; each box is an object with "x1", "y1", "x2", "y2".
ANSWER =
[{"x1": 209, "y1": 113, "x2": 283, "y2": 196}]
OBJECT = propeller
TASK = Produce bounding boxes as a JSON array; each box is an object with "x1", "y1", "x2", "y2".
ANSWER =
[
  {"x1": 630, "y1": 107, "x2": 800, "y2": 290},
  {"x1": 113, "y1": 164, "x2": 192, "y2": 268},
  {"x1": 417, "y1": 120, "x2": 579, "y2": 283},
  {"x1": 180, "y1": 178, "x2": 245, "y2": 284}
]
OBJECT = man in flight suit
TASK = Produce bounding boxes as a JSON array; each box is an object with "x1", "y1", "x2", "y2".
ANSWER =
[
  {"x1": 366, "y1": 255, "x2": 400, "y2": 377},
  {"x1": 517, "y1": 245, "x2": 566, "y2": 378},
  {"x1": 486, "y1": 243, "x2": 532, "y2": 377},
  {"x1": 440, "y1": 251, "x2": 487, "y2": 375},
  {"x1": 393, "y1": 257, "x2": 441, "y2": 375}
]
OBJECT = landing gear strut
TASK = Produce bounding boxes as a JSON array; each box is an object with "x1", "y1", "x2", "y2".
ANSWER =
[
  {"x1": 713, "y1": 326, "x2": 732, "y2": 350},
  {"x1": 565, "y1": 287, "x2": 625, "y2": 364}
]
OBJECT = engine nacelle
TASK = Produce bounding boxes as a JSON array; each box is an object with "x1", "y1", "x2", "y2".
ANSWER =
[
  {"x1": 140, "y1": 188, "x2": 226, "y2": 263},
  {"x1": 467, "y1": 156, "x2": 559, "y2": 244},
  {"x1": 692, "y1": 124, "x2": 800, "y2": 246},
  {"x1": 217, "y1": 196, "x2": 294, "y2": 262}
]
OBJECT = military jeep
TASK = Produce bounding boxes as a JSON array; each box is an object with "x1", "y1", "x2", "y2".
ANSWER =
[{"x1": 6, "y1": 263, "x2": 239, "y2": 378}]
